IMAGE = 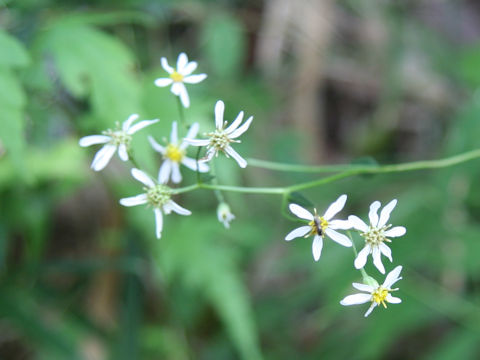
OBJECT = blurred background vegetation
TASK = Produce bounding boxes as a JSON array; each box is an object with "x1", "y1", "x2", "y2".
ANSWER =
[{"x1": 1, "y1": 0, "x2": 480, "y2": 359}]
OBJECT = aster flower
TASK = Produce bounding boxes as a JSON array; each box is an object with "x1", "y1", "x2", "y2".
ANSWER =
[
  {"x1": 185, "y1": 100, "x2": 253, "y2": 168},
  {"x1": 349, "y1": 199, "x2": 406, "y2": 274},
  {"x1": 79, "y1": 114, "x2": 159, "y2": 171},
  {"x1": 119, "y1": 168, "x2": 191, "y2": 239},
  {"x1": 154, "y1": 52, "x2": 207, "y2": 108},
  {"x1": 340, "y1": 265, "x2": 403, "y2": 317},
  {"x1": 285, "y1": 194, "x2": 352, "y2": 261},
  {"x1": 148, "y1": 122, "x2": 209, "y2": 184},
  {"x1": 217, "y1": 202, "x2": 235, "y2": 229}
]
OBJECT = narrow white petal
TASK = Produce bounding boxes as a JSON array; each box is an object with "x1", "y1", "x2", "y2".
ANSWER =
[
  {"x1": 368, "y1": 201, "x2": 381, "y2": 227},
  {"x1": 131, "y1": 168, "x2": 155, "y2": 188},
  {"x1": 379, "y1": 243, "x2": 393, "y2": 262},
  {"x1": 148, "y1": 136, "x2": 166, "y2": 154},
  {"x1": 158, "y1": 161, "x2": 172, "y2": 184},
  {"x1": 325, "y1": 228, "x2": 352, "y2": 247},
  {"x1": 161, "y1": 57, "x2": 174, "y2": 74},
  {"x1": 118, "y1": 144, "x2": 129, "y2": 161},
  {"x1": 119, "y1": 193, "x2": 148, "y2": 207},
  {"x1": 329, "y1": 219, "x2": 352, "y2": 230},
  {"x1": 79, "y1": 135, "x2": 110, "y2": 147},
  {"x1": 340, "y1": 293, "x2": 372, "y2": 306},
  {"x1": 122, "y1": 114, "x2": 139, "y2": 131},
  {"x1": 171, "y1": 82, "x2": 183, "y2": 95},
  {"x1": 364, "y1": 303, "x2": 377, "y2": 317},
  {"x1": 171, "y1": 162, "x2": 182, "y2": 183},
  {"x1": 372, "y1": 246, "x2": 385, "y2": 274},
  {"x1": 352, "y1": 283, "x2": 375, "y2": 292},
  {"x1": 225, "y1": 146, "x2": 247, "y2": 168},
  {"x1": 154, "y1": 77, "x2": 173, "y2": 87},
  {"x1": 228, "y1": 116, "x2": 253, "y2": 139},
  {"x1": 178, "y1": 84, "x2": 190, "y2": 108},
  {"x1": 91, "y1": 144, "x2": 116, "y2": 171},
  {"x1": 176, "y1": 52, "x2": 188, "y2": 73},
  {"x1": 203, "y1": 148, "x2": 216, "y2": 162},
  {"x1": 354, "y1": 245, "x2": 371, "y2": 269},
  {"x1": 154, "y1": 208, "x2": 163, "y2": 239},
  {"x1": 170, "y1": 121, "x2": 178, "y2": 144},
  {"x1": 184, "y1": 138, "x2": 210, "y2": 146},
  {"x1": 288, "y1": 204, "x2": 313, "y2": 221},
  {"x1": 348, "y1": 215, "x2": 369, "y2": 232},
  {"x1": 181, "y1": 61, "x2": 197, "y2": 76},
  {"x1": 182, "y1": 122, "x2": 200, "y2": 148},
  {"x1": 378, "y1": 199, "x2": 398, "y2": 228},
  {"x1": 324, "y1": 194, "x2": 347, "y2": 221},
  {"x1": 383, "y1": 265, "x2": 403, "y2": 288},
  {"x1": 183, "y1": 73, "x2": 207, "y2": 84},
  {"x1": 162, "y1": 202, "x2": 172, "y2": 214},
  {"x1": 181, "y1": 157, "x2": 209, "y2": 172},
  {"x1": 386, "y1": 294, "x2": 402, "y2": 304},
  {"x1": 214, "y1": 100, "x2": 225, "y2": 129},
  {"x1": 285, "y1": 226, "x2": 311, "y2": 241},
  {"x1": 312, "y1": 235, "x2": 323, "y2": 261},
  {"x1": 127, "y1": 119, "x2": 159, "y2": 135},
  {"x1": 168, "y1": 200, "x2": 191, "y2": 215},
  {"x1": 224, "y1": 111, "x2": 244, "y2": 134},
  {"x1": 384, "y1": 226, "x2": 406, "y2": 238}
]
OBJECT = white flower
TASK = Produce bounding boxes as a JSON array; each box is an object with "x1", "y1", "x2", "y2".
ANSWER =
[
  {"x1": 119, "y1": 168, "x2": 191, "y2": 239},
  {"x1": 148, "y1": 122, "x2": 209, "y2": 184},
  {"x1": 154, "y1": 52, "x2": 207, "y2": 108},
  {"x1": 217, "y1": 202, "x2": 235, "y2": 229},
  {"x1": 340, "y1": 265, "x2": 403, "y2": 317},
  {"x1": 349, "y1": 199, "x2": 406, "y2": 274},
  {"x1": 185, "y1": 100, "x2": 253, "y2": 168},
  {"x1": 285, "y1": 194, "x2": 352, "y2": 261},
  {"x1": 79, "y1": 114, "x2": 159, "y2": 171}
]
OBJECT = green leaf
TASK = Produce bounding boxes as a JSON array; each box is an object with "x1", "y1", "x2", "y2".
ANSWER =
[
  {"x1": 0, "y1": 30, "x2": 30, "y2": 67},
  {"x1": 0, "y1": 99, "x2": 26, "y2": 177}
]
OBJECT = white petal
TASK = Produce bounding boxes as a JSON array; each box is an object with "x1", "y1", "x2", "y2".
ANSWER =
[
  {"x1": 178, "y1": 84, "x2": 190, "y2": 108},
  {"x1": 170, "y1": 121, "x2": 178, "y2": 144},
  {"x1": 181, "y1": 61, "x2": 197, "y2": 76},
  {"x1": 364, "y1": 303, "x2": 377, "y2": 317},
  {"x1": 288, "y1": 204, "x2": 313, "y2": 221},
  {"x1": 168, "y1": 200, "x2": 191, "y2": 216},
  {"x1": 225, "y1": 146, "x2": 247, "y2": 168},
  {"x1": 224, "y1": 111, "x2": 244, "y2": 134},
  {"x1": 368, "y1": 201, "x2": 381, "y2": 227},
  {"x1": 127, "y1": 119, "x2": 159, "y2": 135},
  {"x1": 171, "y1": 82, "x2": 183, "y2": 95},
  {"x1": 372, "y1": 246, "x2": 385, "y2": 274},
  {"x1": 284, "y1": 226, "x2": 311, "y2": 241},
  {"x1": 378, "y1": 199, "x2": 397, "y2": 228},
  {"x1": 348, "y1": 215, "x2": 369, "y2": 232},
  {"x1": 91, "y1": 144, "x2": 116, "y2": 171},
  {"x1": 354, "y1": 245, "x2": 371, "y2": 269},
  {"x1": 176, "y1": 52, "x2": 188, "y2": 73},
  {"x1": 148, "y1": 136, "x2": 166, "y2": 154},
  {"x1": 325, "y1": 228, "x2": 352, "y2": 247},
  {"x1": 154, "y1": 208, "x2": 163, "y2": 239},
  {"x1": 171, "y1": 162, "x2": 182, "y2": 183},
  {"x1": 161, "y1": 57, "x2": 174, "y2": 74},
  {"x1": 79, "y1": 135, "x2": 110, "y2": 147},
  {"x1": 379, "y1": 243, "x2": 392, "y2": 262},
  {"x1": 181, "y1": 157, "x2": 209, "y2": 172},
  {"x1": 154, "y1": 77, "x2": 173, "y2": 87},
  {"x1": 384, "y1": 226, "x2": 406, "y2": 238},
  {"x1": 203, "y1": 148, "x2": 216, "y2": 162},
  {"x1": 183, "y1": 73, "x2": 207, "y2": 84},
  {"x1": 158, "y1": 161, "x2": 172, "y2": 184},
  {"x1": 329, "y1": 219, "x2": 352, "y2": 230},
  {"x1": 214, "y1": 100, "x2": 225, "y2": 129},
  {"x1": 118, "y1": 143, "x2": 129, "y2": 161},
  {"x1": 352, "y1": 283, "x2": 374, "y2": 292},
  {"x1": 324, "y1": 194, "x2": 347, "y2": 221},
  {"x1": 119, "y1": 193, "x2": 148, "y2": 207},
  {"x1": 386, "y1": 294, "x2": 402, "y2": 304},
  {"x1": 122, "y1": 114, "x2": 139, "y2": 131},
  {"x1": 131, "y1": 168, "x2": 155, "y2": 188},
  {"x1": 312, "y1": 235, "x2": 323, "y2": 261},
  {"x1": 383, "y1": 265, "x2": 403, "y2": 288},
  {"x1": 340, "y1": 293, "x2": 372, "y2": 306},
  {"x1": 184, "y1": 138, "x2": 210, "y2": 146},
  {"x1": 228, "y1": 116, "x2": 253, "y2": 139},
  {"x1": 181, "y1": 122, "x2": 200, "y2": 148}
]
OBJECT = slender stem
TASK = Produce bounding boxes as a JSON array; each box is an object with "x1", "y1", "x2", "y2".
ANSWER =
[
  {"x1": 176, "y1": 96, "x2": 187, "y2": 130},
  {"x1": 210, "y1": 159, "x2": 225, "y2": 203},
  {"x1": 127, "y1": 150, "x2": 141, "y2": 169},
  {"x1": 247, "y1": 158, "x2": 368, "y2": 173}
]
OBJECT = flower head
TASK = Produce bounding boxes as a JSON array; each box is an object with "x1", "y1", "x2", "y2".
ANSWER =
[
  {"x1": 217, "y1": 202, "x2": 235, "y2": 229},
  {"x1": 185, "y1": 100, "x2": 253, "y2": 168},
  {"x1": 148, "y1": 122, "x2": 209, "y2": 184},
  {"x1": 79, "y1": 114, "x2": 158, "y2": 171},
  {"x1": 349, "y1": 199, "x2": 406, "y2": 274},
  {"x1": 119, "y1": 168, "x2": 191, "y2": 239},
  {"x1": 154, "y1": 52, "x2": 207, "y2": 108},
  {"x1": 285, "y1": 194, "x2": 352, "y2": 261},
  {"x1": 340, "y1": 265, "x2": 403, "y2": 317}
]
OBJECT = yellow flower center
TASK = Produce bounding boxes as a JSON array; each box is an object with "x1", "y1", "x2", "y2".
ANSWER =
[
  {"x1": 361, "y1": 225, "x2": 392, "y2": 246},
  {"x1": 170, "y1": 71, "x2": 184, "y2": 82},
  {"x1": 372, "y1": 287, "x2": 389, "y2": 308},
  {"x1": 165, "y1": 144, "x2": 185, "y2": 162},
  {"x1": 307, "y1": 214, "x2": 328, "y2": 237}
]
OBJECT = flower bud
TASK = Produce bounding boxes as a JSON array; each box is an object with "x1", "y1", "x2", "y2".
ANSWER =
[{"x1": 217, "y1": 202, "x2": 235, "y2": 229}]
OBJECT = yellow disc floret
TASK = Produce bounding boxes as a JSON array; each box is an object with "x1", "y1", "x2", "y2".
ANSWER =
[
  {"x1": 307, "y1": 210, "x2": 329, "y2": 237},
  {"x1": 361, "y1": 224, "x2": 392, "y2": 246},
  {"x1": 170, "y1": 71, "x2": 184, "y2": 82},
  {"x1": 372, "y1": 286, "x2": 389, "y2": 308},
  {"x1": 165, "y1": 144, "x2": 185, "y2": 162},
  {"x1": 146, "y1": 184, "x2": 172, "y2": 208}
]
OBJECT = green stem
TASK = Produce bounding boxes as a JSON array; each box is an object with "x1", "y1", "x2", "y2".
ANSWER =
[
  {"x1": 127, "y1": 150, "x2": 141, "y2": 169},
  {"x1": 210, "y1": 159, "x2": 225, "y2": 203},
  {"x1": 176, "y1": 96, "x2": 187, "y2": 131}
]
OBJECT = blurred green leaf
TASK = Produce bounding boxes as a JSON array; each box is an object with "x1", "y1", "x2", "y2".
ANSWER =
[{"x1": 0, "y1": 30, "x2": 30, "y2": 67}]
